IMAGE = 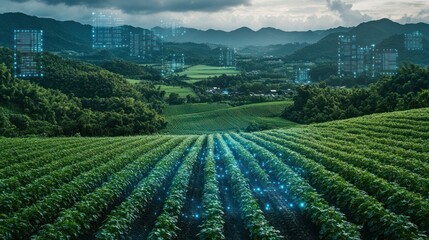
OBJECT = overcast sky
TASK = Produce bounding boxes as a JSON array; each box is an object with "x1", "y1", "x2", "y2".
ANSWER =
[{"x1": 0, "y1": 0, "x2": 428, "y2": 31}]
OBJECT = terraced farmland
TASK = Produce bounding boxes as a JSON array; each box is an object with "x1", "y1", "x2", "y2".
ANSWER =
[{"x1": 1, "y1": 108, "x2": 429, "y2": 239}]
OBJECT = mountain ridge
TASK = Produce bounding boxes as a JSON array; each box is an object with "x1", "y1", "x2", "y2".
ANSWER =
[{"x1": 0, "y1": 12, "x2": 428, "y2": 57}]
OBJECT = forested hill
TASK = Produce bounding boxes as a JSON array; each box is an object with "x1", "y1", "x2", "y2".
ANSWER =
[
  {"x1": 0, "y1": 12, "x2": 92, "y2": 52},
  {"x1": 283, "y1": 64, "x2": 429, "y2": 123},
  {"x1": 0, "y1": 48, "x2": 167, "y2": 137}
]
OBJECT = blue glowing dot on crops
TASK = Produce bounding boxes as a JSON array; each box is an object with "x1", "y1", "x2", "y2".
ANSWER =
[
  {"x1": 289, "y1": 203, "x2": 294, "y2": 208},
  {"x1": 300, "y1": 202, "x2": 305, "y2": 208},
  {"x1": 265, "y1": 203, "x2": 270, "y2": 211}
]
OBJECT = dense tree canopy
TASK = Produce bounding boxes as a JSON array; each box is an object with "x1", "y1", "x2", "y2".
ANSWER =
[
  {"x1": 284, "y1": 64, "x2": 429, "y2": 123},
  {"x1": 0, "y1": 52, "x2": 167, "y2": 136},
  {"x1": 101, "y1": 60, "x2": 161, "y2": 81}
]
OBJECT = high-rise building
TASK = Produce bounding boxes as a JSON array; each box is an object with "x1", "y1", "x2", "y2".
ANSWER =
[
  {"x1": 163, "y1": 53, "x2": 185, "y2": 74},
  {"x1": 129, "y1": 29, "x2": 161, "y2": 59},
  {"x1": 338, "y1": 34, "x2": 397, "y2": 78},
  {"x1": 152, "y1": 21, "x2": 186, "y2": 38},
  {"x1": 219, "y1": 48, "x2": 236, "y2": 67},
  {"x1": 295, "y1": 68, "x2": 310, "y2": 83},
  {"x1": 357, "y1": 45, "x2": 376, "y2": 77},
  {"x1": 338, "y1": 35, "x2": 358, "y2": 78},
  {"x1": 92, "y1": 12, "x2": 128, "y2": 49},
  {"x1": 404, "y1": 31, "x2": 423, "y2": 51},
  {"x1": 13, "y1": 30, "x2": 44, "y2": 78},
  {"x1": 375, "y1": 49, "x2": 398, "y2": 75}
]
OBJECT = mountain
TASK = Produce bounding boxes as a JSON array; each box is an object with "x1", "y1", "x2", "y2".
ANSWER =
[
  {"x1": 377, "y1": 34, "x2": 429, "y2": 64},
  {"x1": 0, "y1": 12, "x2": 348, "y2": 54},
  {"x1": 1, "y1": 12, "x2": 429, "y2": 60},
  {"x1": 289, "y1": 18, "x2": 429, "y2": 62},
  {"x1": 160, "y1": 26, "x2": 348, "y2": 47},
  {"x1": 0, "y1": 12, "x2": 92, "y2": 52},
  {"x1": 238, "y1": 43, "x2": 309, "y2": 57}
]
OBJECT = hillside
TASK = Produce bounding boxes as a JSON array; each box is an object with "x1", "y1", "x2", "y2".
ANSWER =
[
  {"x1": 0, "y1": 12, "x2": 92, "y2": 52},
  {"x1": 290, "y1": 18, "x2": 429, "y2": 62},
  {"x1": 160, "y1": 26, "x2": 348, "y2": 47},
  {"x1": 1, "y1": 12, "x2": 429, "y2": 59},
  {"x1": 0, "y1": 53, "x2": 167, "y2": 136},
  {"x1": 284, "y1": 64, "x2": 429, "y2": 124},
  {"x1": 0, "y1": 12, "x2": 338, "y2": 52},
  {"x1": 161, "y1": 101, "x2": 298, "y2": 134},
  {"x1": 0, "y1": 108, "x2": 428, "y2": 239}
]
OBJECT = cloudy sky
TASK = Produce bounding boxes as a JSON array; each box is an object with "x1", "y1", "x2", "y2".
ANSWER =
[{"x1": 0, "y1": 0, "x2": 428, "y2": 31}]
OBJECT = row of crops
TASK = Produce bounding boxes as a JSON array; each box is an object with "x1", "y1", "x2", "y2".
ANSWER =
[{"x1": 1, "y1": 108, "x2": 429, "y2": 239}]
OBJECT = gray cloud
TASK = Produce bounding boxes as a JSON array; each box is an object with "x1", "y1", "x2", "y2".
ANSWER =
[
  {"x1": 9, "y1": 0, "x2": 251, "y2": 13},
  {"x1": 399, "y1": 9, "x2": 429, "y2": 24},
  {"x1": 326, "y1": 0, "x2": 371, "y2": 26}
]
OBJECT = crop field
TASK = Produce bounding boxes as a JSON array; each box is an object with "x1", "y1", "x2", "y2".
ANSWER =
[
  {"x1": 180, "y1": 65, "x2": 240, "y2": 83},
  {"x1": 1, "y1": 108, "x2": 429, "y2": 239},
  {"x1": 156, "y1": 85, "x2": 198, "y2": 98},
  {"x1": 162, "y1": 101, "x2": 297, "y2": 134}
]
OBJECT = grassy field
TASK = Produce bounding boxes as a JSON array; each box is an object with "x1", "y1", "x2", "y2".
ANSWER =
[
  {"x1": 126, "y1": 79, "x2": 142, "y2": 84},
  {"x1": 1, "y1": 108, "x2": 428, "y2": 239},
  {"x1": 180, "y1": 65, "x2": 240, "y2": 82},
  {"x1": 156, "y1": 85, "x2": 197, "y2": 98},
  {"x1": 162, "y1": 101, "x2": 297, "y2": 134},
  {"x1": 163, "y1": 102, "x2": 230, "y2": 115}
]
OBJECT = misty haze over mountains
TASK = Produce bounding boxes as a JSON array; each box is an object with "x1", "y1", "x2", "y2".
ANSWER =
[{"x1": 0, "y1": 12, "x2": 428, "y2": 55}]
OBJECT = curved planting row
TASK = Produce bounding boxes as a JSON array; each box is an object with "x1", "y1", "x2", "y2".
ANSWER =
[
  {"x1": 0, "y1": 138, "x2": 105, "y2": 180},
  {"x1": 31, "y1": 136, "x2": 189, "y2": 239},
  {"x1": 147, "y1": 136, "x2": 205, "y2": 239},
  {"x1": 0, "y1": 137, "x2": 134, "y2": 194},
  {"x1": 260, "y1": 131, "x2": 429, "y2": 232},
  {"x1": 0, "y1": 138, "x2": 113, "y2": 180},
  {"x1": 242, "y1": 132, "x2": 425, "y2": 239},
  {"x1": 302, "y1": 127, "x2": 429, "y2": 178},
  {"x1": 272, "y1": 130, "x2": 429, "y2": 198},
  {"x1": 318, "y1": 124, "x2": 428, "y2": 153},
  {"x1": 0, "y1": 137, "x2": 140, "y2": 215},
  {"x1": 0, "y1": 136, "x2": 177, "y2": 239},
  {"x1": 197, "y1": 135, "x2": 225, "y2": 240},
  {"x1": 1, "y1": 108, "x2": 428, "y2": 239},
  {"x1": 228, "y1": 133, "x2": 361, "y2": 240},
  {"x1": 0, "y1": 137, "x2": 83, "y2": 167},
  {"x1": 222, "y1": 135, "x2": 270, "y2": 186},
  {"x1": 93, "y1": 137, "x2": 198, "y2": 240},
  {"x1": 215, "y1": 134, "x2": 284, "y2": 239},
  {"x1": 333, "y1": 122, "x2": 428, "y2": 147}
]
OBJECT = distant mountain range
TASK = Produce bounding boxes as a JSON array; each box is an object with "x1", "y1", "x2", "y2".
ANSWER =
[
  {"x1": 0, "y1": 12, "x2": 428, "y2": 61},
  {"x1": 0, "y1": 12, "x2": 348, "y2": 51},
  {"x1": 289, "y1": 18, "x2": 429, "y2": 62},
  {"x1": 0, "y1": 12, "x2": 93, "y2": 52},
  {"x1": 160, "y1": 26, "x2": 349, "y2": 47}
]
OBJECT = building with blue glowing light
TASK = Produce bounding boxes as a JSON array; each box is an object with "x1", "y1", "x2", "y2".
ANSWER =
[
  {"x1": 13, "y1": 29, "x2": 44, "y2": 78},
  {"x1": 405, "y1": 31, "x2": 423, "y2": 51},
  {"x1": 219, "y1": 47, "x2": 236, "y2": 68},
  {"x1": 92, "y1": 12, "x2": 128, "y2": 49},
  {"x1": 129, "y1": 29, "x2": 161, "y2": 59}
]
